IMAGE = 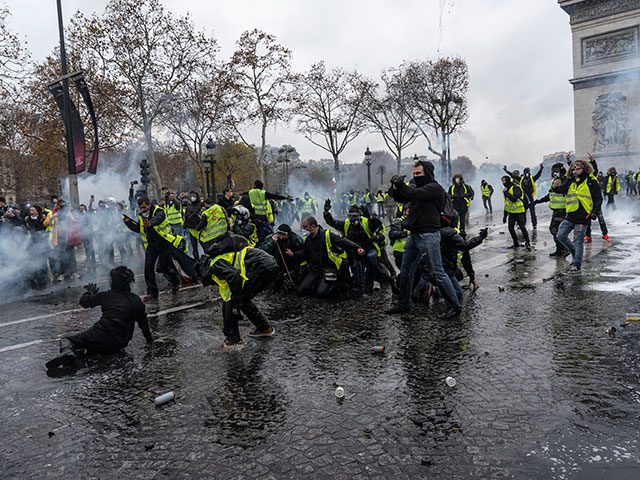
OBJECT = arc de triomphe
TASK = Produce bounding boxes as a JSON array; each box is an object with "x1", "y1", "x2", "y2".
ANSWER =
[{"x1": 560, "y1": 0, "x2": 640, "y2": 170}]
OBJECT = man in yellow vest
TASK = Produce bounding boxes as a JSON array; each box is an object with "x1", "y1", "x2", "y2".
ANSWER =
[
  {"x1": 123, "y1": 196, "x2": 188, "y2": 301},
  {"x1": 533, "y1": 162, "x2": 569, "y2": 257},
  {"x1": 480, "y1": 179, "x2": 494, "y2": 214},
  {"x1": 286, "y1": 216, "x2": 364, "y2": 298},
  {"x1": 196, "y1": 197, "x2": 229, "y2": 254},
  {"x1": 247, "y1": 180, "x2": 292, "y2": 242},
  {"x1": 195, "y1": 241, "x2": 279, "y2": 351},
  {"x1": 504, "y1": 164, "x2": 544, "y2": 228},
  {"x1": 164, "y1": 192, "x2": 184, "y2": 235},
  {"x1": 448, "y1": 174, "x2": 473, "y2": 233},
  {"x1": 604, "y1": 167, "x2": 620, "y2": 210},
  {"x1": 552, "y1": 159, "x2": 603, "y2": 272},
  {"x1": 501, "y1": 175, "x2": 531, "y2": 249}
]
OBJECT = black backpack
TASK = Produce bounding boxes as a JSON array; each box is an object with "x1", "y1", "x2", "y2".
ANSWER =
[{"x1": 440, "y1": 193, "x2": 458, "y2": 226}]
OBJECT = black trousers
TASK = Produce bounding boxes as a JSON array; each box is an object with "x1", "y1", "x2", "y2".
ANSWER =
[
  {"x1": 144, "y1": 244, "x2": 179, "y2": 296},
  {"x1": 508, "y1": 213, "x2": 530, "y2": 245},
  {"x1": 549, "y1": 210, "x2": 567, "y2": 252},
  {"x1": 524, "y1": 194, "x2": 537, "y2": 227},
  {"x1": 585, "y1": 211, "x2": 608, "y2": 237},
  {"x1": 222, "y1": 299, "x2": 269, "y2": 344},
  {"x1": 297, "y1": 269, "x2": 346, "y2": 298}
]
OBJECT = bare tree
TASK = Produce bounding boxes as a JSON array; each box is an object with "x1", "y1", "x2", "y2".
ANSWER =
[
  {"x1": 361, "y1": 69, "x2": 419, "y2": 174},
  {"x1": 393, "y1": 58, "x2": 469, "y2": 178},
  {"x1": 162, "y1": 65, "x2": 234, "y2": 192},
  {"x1": 70, "y1": 0, "x2": 216, "y2": 195},
  {"x1": 293, "y1": 62, "x2": 373, "y2": 182},
  {"x1": 0, "y1": 6, "x2": 29, "y2": 93},
  {"x1": 227, "y1": 29, "x2": 294, "y2": 183}
]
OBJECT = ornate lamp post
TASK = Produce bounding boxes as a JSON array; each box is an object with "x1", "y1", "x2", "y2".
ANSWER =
[{"x1": 364, "y1": 147, "x2": 372, "y2": 191}]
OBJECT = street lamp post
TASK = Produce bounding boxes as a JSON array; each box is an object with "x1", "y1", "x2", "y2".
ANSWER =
[
  {"x1": 56, "y1": 0, "x2": 80, "y2": 207},
  {"x1": 364, "y1": 147, "x2": 372, "y2": 191},
  {"x1": 278, "y1": 145, "x2": 295, "y2": 193},
  {"x1": 205, "y1": 137, "x2": 217, "y2": 201}
]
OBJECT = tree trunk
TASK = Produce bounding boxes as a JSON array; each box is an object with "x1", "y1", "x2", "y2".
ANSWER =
[
  {"x1": 333, "y1": 153, "x2": 340, "y2": 187},
  {"x1": 440, "y1": 131, "x2": 448, "y2": 181},
  {"x1": 396, "y1": 146, "x2": 402, "y2": 175},
  {"x1": 144, "y1": 127, "x2": 161, "y2": 198}
]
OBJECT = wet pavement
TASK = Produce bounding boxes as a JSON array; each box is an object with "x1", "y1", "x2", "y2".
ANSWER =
[{"x1": 2, "y1": 204, "x2": 640, "y2": 479}]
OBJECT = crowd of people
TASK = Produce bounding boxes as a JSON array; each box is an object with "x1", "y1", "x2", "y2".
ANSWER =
[{"x1": 2, "y1": 155, "x2": 628, "y2": 366}]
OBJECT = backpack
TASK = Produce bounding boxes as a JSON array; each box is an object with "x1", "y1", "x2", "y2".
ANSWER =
[{"x1": 440, "y1": 193, "x2": 458, "y2": 226}]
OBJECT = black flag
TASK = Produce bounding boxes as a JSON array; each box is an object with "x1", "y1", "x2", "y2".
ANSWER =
[
  {"x1": 71, "y1": 73, "x2": 99, "y2": 174},
  {"x1": 48, "y1": 82, "x2": 86, "y2": 174}
]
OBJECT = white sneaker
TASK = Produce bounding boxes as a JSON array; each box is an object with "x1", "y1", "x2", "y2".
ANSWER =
[
  {"x1": 372, "y1": 281, "x2": 381, "y2": 291},
  {"x1": 56, "y1": 275, "x2": 64, "y2": 282}
]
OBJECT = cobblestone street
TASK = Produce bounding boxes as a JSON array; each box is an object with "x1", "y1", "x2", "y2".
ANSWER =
[{"x1": 2, "y1": 211, "x2": 640, "y2": 479}]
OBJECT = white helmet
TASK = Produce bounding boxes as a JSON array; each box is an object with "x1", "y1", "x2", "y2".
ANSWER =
[
  {"x1": 231, "y1": 205, "x2": 250, "y2": 221},
  {"x1": 106, "y1": 196, "x2": 116, "y2": 204}
]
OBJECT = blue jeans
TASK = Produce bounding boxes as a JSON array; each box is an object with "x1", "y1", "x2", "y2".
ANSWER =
[
  {"x1": 353, "y1": 248, "x2": 382, "y2": 286},
  {"x1": 397, "y1": 231, "x2": 461, "y2": 310},
  {"x1": 557, "y1": 220, "x2": 587, "y2": 268}
]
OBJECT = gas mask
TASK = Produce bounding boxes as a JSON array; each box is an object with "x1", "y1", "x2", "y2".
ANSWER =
[
  {"x1": 30, "y1": 215, "x2": 38, "y2": 220},
  {"x1": 455, "y1": 178, "x2": 461, "y2": 184},
  {"x1": 190, "y1": 195, "x2": 197, "y2": 202}
]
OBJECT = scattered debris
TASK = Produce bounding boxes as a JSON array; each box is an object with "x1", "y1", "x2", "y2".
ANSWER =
[
  {"x1": 445, "y1": 376, "x2": 456, "y2": 387},
  {"x1": 421, "y1": 458, "x2": 433, "y2": 466},
  {"x1": 498, "y1": 286, "x2": 505, "y2": 292},
  {"x1": 144, "y1": 443, "x2": 155, "y2": 451},
  {"x1": 48, "y1": 432, "x2": 55, "y2": 438},
  {"x1": 605, "y1": 326, "x2": 616, "y2": 336},
  {"x1": 371, "y1": 346, "x2": 385, "y2": 353},
  {"x1": 154, "y1": 391, "x2": 175, "y2": 406},
  {"x1": 335, "y1": 387, "x2": 344, "y2": 398}
]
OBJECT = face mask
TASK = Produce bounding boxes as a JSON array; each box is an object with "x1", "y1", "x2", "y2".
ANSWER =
[
  {"x1": 455, "y1": 178, "x2": 461, "y2": 184},
  {"x1": 414, "y1": 176, "x2": 426, "y2": 187},
  {"x1": 142, "y1": 211, "x2": 150, "y2": 218},
  {"x1": 190, "y1": 196, "x2": 196, "y2": 202},
  {"x1": 30, "y1": 215, "x2": 38, "y2": 220}
]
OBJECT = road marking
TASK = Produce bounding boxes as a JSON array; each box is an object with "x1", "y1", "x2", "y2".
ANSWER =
[
  {"x1": 148, "y1": 302, "x2": 207, "y2": 318},
  {"x1": 0, "y1": 339, "x2": 47, "y2": 353},
  {"x1": 0, "y1": 308, "x2": 86, "y2": 328}
]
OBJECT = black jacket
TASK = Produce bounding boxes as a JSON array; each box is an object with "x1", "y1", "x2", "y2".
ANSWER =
[
  {"x1": 293, "y1": 227, "x2": 360, "y2": 272},
  {"x1": 323, "y1": 211, "x2": 381, "y2": 252},
  {"x1": 388, "y1": 179, "x2": 445, "y2": 234},
  {"x1": 79, "y1": 290, "x2": 152, "y2": 347},
  {"x1": 448, "y1": 183, "x2": 473, "y2": 212},
  {"x1": 184, "y1": 201, "x2": 203, "y2": 229},
  {"x1": 210, "y1": 247, "x2": 279, "y2": 300},
  {"x1": 260, "y1": 231, "x2": 305, "y2": 270},
  {"x1": 440, "y1": 227, "x2": 483, "y2": 277}
]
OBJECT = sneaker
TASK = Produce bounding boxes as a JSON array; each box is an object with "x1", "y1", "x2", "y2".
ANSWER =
[
  {"x1": 507, "y1": 244, "x2": 519, "y2": 250},
  {"x1": 248, "y1": 326, "x2": 275, "y2": 337},
  {"x1": 602, "y1": 234, "x2": 610, "y2": 242},
  {"x1": 568, "y1": 265, "x2": 581, "y2": 273},
  {"x1": 549, "y1": 250, "x2": 561, "y2": 257},
  {"x1": 372, "y1": 281, "x2": 381, "y2": 291},
  {"x1": 56, "y1": 275, "x2": 65, "y2": 282},
  {"x1": 222, "y1": 340, "x2": 244, "y2": 352},
  {"x1": 584, "y1": 236, "x2": 592, "y2": 244},
  {"x1": 141, "y1": 294, "x2": 158, "y2": 302},
  {"x1": 385, "y1": 305, "x2": 410, "y2": 315}
]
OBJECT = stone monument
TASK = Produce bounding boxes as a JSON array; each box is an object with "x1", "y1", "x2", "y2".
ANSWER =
[{"x1": 560, "y1": 0, "x2": 640, "y2": 170}]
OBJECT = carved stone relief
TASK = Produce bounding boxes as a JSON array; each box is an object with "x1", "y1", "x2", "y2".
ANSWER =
[
  {"x1": 592, "y1": 92, "x2": 631, "y2": 150},
  {"x1": 567, "y1": 0, "x2": 640, "y2": 25},
  {"x1": 582, "y1": 27, "x2": 638, "y2": 64}
]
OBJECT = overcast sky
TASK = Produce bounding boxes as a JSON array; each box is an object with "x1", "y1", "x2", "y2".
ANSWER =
[{"x1": 4, "y1": 0, "x2": 575, "y2": 167}]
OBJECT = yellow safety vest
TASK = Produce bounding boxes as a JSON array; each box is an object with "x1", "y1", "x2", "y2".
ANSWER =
[
  {"x1": 199, "y1": 204, "x2": 228, "y2": 244},
  {"x1": 324, "y1": 229, "x2": 347, "y2": 270},
  {"x1": 606, "y1": 175, "x2": 620, "y2": 194},
  {"x1": 504, "y1": 186, "x2": 525, "y2": 214},
  {"x1": 344, "y1": 216, "x2": 381, "y2": 256},
  {"x1": 391, "y1": 216, "x2": 406, "y2": 253},
  {"x1": 165, "y1": 203, "x2": 183, "y2": 225},
  {"x1": 481, "y1": 185, "x2": 492, "y2": 197},
  {"x1": 210, "y1": 247, "x2": 250, "y2": 302},
  {"x1": 548, "y1": 189, "x2": 566, "y2": 211},
  {"x1": 300, "y1": 197, "x2": 314, "y2": 215},
  {"x1": 139, "y1": 205, "x2": 186, "y2": 252},
  {"x1": 520, "y1": 176, "x2": 536, "y2": 196},
  {"x1": 449, "y1": 184, "x2": 470, "y2": 207},
  {"x1": 248, "y1": 189, "x2": 274, "y2": 223},
  {"x1": 565, "y1": 179, "x2": 593, "y2": 215}
]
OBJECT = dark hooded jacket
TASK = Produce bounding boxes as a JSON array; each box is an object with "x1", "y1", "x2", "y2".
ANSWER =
[
  {"x1": 440, "y1": 227, "x2": 484, "y2": 277},
  {"x1": 388, "y1": 163, "x2": 445, "y2": 234},
  {"x1": 183, "y1": 192, "x2": 203, "y2": 229}
]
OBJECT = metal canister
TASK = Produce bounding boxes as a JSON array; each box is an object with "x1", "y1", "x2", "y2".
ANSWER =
[
  {"x1": 372, "y1": 346, "x2": 385, "y2": 353},
  {"x1": 154, "y1": 391, "x2": 175, "y2": 406}
]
